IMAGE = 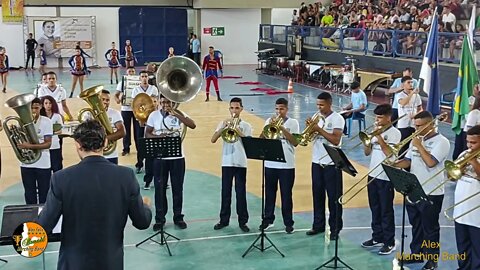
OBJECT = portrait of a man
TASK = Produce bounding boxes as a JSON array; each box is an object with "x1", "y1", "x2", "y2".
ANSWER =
[{"x1": 35, "y1": 20, "x2": 61, "y2": 57}]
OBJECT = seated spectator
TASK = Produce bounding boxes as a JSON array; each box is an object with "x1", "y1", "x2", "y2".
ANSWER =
[
  {"x1": 321, "y1": 10, "x2": 335, "y2": 26},
  {"x1": 402, "y1": 21, "x2": 426, "y2": 55},
  {"x1": 449, "y1": 24, "x2": 466, "y2": 59},
  {"x1": 341, "y1": 81, "x2": 368, "y2": 135},
  {"x1": 442, "y1": 6, "x2": 456, "y2": 29}
]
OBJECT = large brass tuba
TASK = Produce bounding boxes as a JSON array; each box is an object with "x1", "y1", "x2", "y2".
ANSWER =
[
  {"x1": 132, "y1": 93, "x2": 156, "y2": 126},
  {"x1": 77, "y1": 85, "x2": 117, "y2": 155},
  {"x1": 155, "y1": 56, "x2": 203, "y2": 141},
  {"x1": 3, "y1": 93, "x2": 41, "y2": 164}
]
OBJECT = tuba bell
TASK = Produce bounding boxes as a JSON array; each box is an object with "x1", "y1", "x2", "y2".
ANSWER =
[
  {"x1": 132, "y1": 93, "x2": 156, "y2": 126},
  {"x1": 77, "y1": 85, "x2": 117, "y2": 156},
  {"x1": 3, "y1": 93, "x2": 41, "y2": 164},
  {"x1": 155, "y1": 56, "x2": 203, "y2": 141}
]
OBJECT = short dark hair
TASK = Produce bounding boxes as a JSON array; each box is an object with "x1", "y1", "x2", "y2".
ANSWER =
[
  {"x1": 414, "y1": 111, "x2": 433, "y2": 121},
  {"x1": 275, "y1": 98, "x2": 288, "y2": 106},
  {"x1": 350, "y1": 81, "x2": 360, "y2": 89},
  {"x1": 126, "y1": 66, "x2": 135, "y2": 70},
  {"x1": 230, "y1": 97, "x2": 243, "y2": 107},
  {"x1": 46, "y1": 71, "x2": 57, "y2": 77},
  {"x1": 467, "y1": 125, "x2": 480, "y2": 136},
  {"x1": 139, "y1": 70, "x2": 149, "y2": 76},
  {"x1": 373, "y1": 104, "x2": 392, "y2": 116},
  {"x1": 32, "y1": 97, "x2": 42, "y2": 105},
  {"x1": 72, "y1": 120, "x2": 107, "y2": 152},
  {"x1": 317, "y1": 92, "x2": 332, "y2": 102},
  {"x1": 403, "y1": 67, "x2": 412, "y2": 72},
  {"x1": 209, "y1": 46, "x2": 214, "y2": 49},
  {"x1": 101, "y1": 89, "x2": 110, "y2": 95},
  {"x1": 42, "y1": 20, "x2": 54, "y2": 28},
  {"x1": 401, "y1": 76, "x2": 412, "y2": 83}
]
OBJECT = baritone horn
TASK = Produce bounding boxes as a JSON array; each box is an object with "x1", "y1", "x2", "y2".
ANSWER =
[
  {"x1": 132, "y1": 93, "x2": 156, "y2": 126},
  {"x1": 293, "y1": 112, "x2": 324, "y2": 146},
  {"x1": 262, "y1": 115, "x2": 284, "y2": 139},
  {"x1": 221, "y1": 114, "x2": 241, "y2": 143},
  {"x1": 3, "y1": 93, "x2": 41, "y2": 164},
  {"x1": 77, "y1": 85, "x2": 117, "y2": 156}
]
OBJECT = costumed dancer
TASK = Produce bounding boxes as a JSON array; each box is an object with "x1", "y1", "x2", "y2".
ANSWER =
[
  {"x1": 68, "y1": 47, "x2": 88, "y2": 98},
  {"x1": 0, "y1": 47, "x2": 9, "y2": 93},
  {"x1": 202, "y1": 46, "x2": 223, "y2": 102},
  {"x1": 105, "y1": 41, "x2": 120, "y2": 84}
]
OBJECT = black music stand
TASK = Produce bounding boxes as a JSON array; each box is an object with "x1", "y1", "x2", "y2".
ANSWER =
[
  {"x1": 240, "y1": 137, "x2": 286, "y2": 258},
  {"x1": 317, "y1": 144, "x2": 357, "y2": 270},
  {"x1": 135, "y1": 137, "x2": 181, "y2": 256},
  {"x1": 382, "y1": 164, "x2": 428, "y2": 270}
]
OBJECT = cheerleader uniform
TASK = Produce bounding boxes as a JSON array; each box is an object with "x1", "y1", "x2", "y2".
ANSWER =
[
  {"x1": 68, "y1": 54, "x2": 87, "y2": 76},
  {"x1": 39, "y1": 49, "x2": 47, "y2": 66},
  {"x1": 0, "y1": 53, "x2": 9, "y2": 74},
  {"x1": 105, "y1": 48, "x2": 119, "y2": 68},
  {"x1": 125, "y1": 45, "x2": 134, "y2": 62}
]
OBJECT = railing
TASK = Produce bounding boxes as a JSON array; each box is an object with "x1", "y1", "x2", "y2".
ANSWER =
[{"x1": 259, "y1": 24, "x2": 479, "y2": 64}]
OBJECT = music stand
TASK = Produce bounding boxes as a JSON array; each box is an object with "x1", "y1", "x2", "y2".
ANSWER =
[
  {"x1": 317, "y1": 144, "x2": 357, "y2": 270},
  {"x1": 382, "y1": 164, "x2": 429, "y2": 270},
  {"x1": 136, "y1": 137, "x2": 181, "y2": 256},
  {"x1": 240, "y1": 137, "x2": 286, "y2": 258}
]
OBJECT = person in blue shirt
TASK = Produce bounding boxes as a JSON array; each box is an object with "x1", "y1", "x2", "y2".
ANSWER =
[
  {"x1": 192, "y1": 34, "x2": 201, "y2": 65},
  {"x1": 341, "y1": 81, "x2": 368, "y2": 135}
]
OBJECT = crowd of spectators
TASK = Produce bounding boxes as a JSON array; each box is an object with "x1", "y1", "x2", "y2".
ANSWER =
[{"x1": 290, "y1": 0, "x2": 477, "y2": 59}]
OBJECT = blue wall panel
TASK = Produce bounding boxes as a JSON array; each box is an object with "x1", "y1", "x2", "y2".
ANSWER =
[{"x1": 119, "y1": 7, "x2": 187, "y2": 66}]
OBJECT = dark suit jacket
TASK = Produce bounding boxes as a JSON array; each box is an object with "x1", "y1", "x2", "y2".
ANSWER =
[{"x1": 39, "y1": 156, "x2": 152, "y2": 270}]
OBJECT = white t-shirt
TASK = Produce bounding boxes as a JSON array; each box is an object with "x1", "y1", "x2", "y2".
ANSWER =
[
  {"x1": 215, "y1": 120, "x2": 252, "y2": 168},
  {"x1": 390, "y1": 78, "x2": 419, "y2": 109},
  {"x1": 368, "y1": 126, "x2": 402, "y2": 180},
  {"x1": 405, "y1": 133, "x2": 450, "y2": 195},
  {"x1": 37, "y1": 85, "x2": 68, "y2": 115},
  {"x1": 397, "y1": 91, "x2": 422, "y2": 128},
  {"x1": 131, "y1": 84, "x2": 159, "y2": 100},
  {"x1": 48, "y1": 113, "x2": 63, "y2": 150},
  {"x1": 454, "y1": 152, "x2": 480, "y2": 228},
  {"x1": 21, "y1": 116, "x2": 53, "y2": 169},
  {"x1": 264, "y1": 117, "x2": 299, "y2": 169},
  {"x1": 146, "y1": 110, "x2": 187, "y2": 160},
  {"x1": 312, "y1": 112, "x2": 345, "y2": 165},
  {"x1": 460, "y1": 96, "x2": 477, "y2": 129},
  {"x1": 104, "y1": 108, "x2": 123, "y2": 159},
  {"x1": 463, "y1": 109, "x2": 480, "y2": 132}
]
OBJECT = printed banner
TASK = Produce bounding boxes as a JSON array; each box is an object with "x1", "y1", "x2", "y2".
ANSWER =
[
  {"x1": 24, "y1": 16, "x2": 96, "y2": 59},
  {"x1": 2, "y1": 0, "x2": 24, "y2": 23}
]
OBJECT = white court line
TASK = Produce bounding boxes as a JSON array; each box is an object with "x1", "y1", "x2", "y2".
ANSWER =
[{"x1": 0, "y1": 225, "x2": 455, "y2": 258}]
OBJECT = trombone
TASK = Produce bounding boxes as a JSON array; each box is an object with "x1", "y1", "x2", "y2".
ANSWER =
[
  {"x1": 338, "y1": 112, "x2": 448, "y2": 205},
  {"x1": 443, "y1": 191, "x2": 480, "y2": 221}
]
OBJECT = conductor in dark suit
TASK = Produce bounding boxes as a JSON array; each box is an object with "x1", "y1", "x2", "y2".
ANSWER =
[{"x1": 39, "y1": 120, "x2": 152, "y2": 270}]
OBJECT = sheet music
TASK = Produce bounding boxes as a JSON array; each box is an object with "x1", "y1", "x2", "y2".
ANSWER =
[{"x1": 38, "y1": 207, "x2": 62, "y2": 234}]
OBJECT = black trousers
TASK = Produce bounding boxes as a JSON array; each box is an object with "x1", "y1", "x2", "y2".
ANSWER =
[
  {"x1": 219, "y1": 166, "x2": 248, "y2": 225},
  {"x1": 455, "y1": 222, "x2": 480, "y2": 270},
  {"x1": 367, "y1": 177, "x2": 395, "y2": 246},
  {"x1": 121, "y1": 110, "x2": 138, "y2": 153},
  {"x1": 453, "y1": 131, "x2": 468, "y2": 160},
  {"x1": 391, "y1": 108, "x2": 399, "y2": 127},
  {"x1": 20, "y1": 167, "x2": 51, "y2": 204},
  {"x1": 134, "y1": 118, "x2": 144, "y2": 168},
  {"x1": 399, "y1": 127, "x2": 415, "y2": 158},
  {"x1": 49, "y1": 148, "x2": 63, "y2": 172},
  {"x1": 26, "y1": 51, "x2": 35, "y2": 68},
  {"x1": 154, "y1": 158, "x2": 186, "y2": 223},
  {"x1": 264, "y1": 168, "x2": 295, "y2": 227},
  {"x1": 144, "y1": 158, "x2": 154, "y2": 184},
  {"x1": 406, "y1": 195, "x2": 444, "y2": 259},
  {"x1": 193, "y1": 53, "x2": 201, "y2": 66},
  {"x1": 311, "y1": 163, "x2": 343, "y2": 234}
]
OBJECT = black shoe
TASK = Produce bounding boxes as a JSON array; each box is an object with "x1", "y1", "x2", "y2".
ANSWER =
[
  {"x1": 217, "y1": 96, "x2": 222, "y2": 101},
  {"x1": 239, "y1": 224, "x2": 250, "y2": 232},
  {"x1": 121, "y1": 150, "x2": 129, "y2": 156},
  {"x1": 285, "y1": 226, "x2": 294, "y2": 234},
  {"x1": 214, "y1": 222, "x2": 228, "y2": 230},
  {"x1": 258, "y1": 222, "x2": 274, "y2": 231},
  {"x1": 2, "y1": 88, "x2": 5, "y2": 93},
  {"x1": 306, "y1": 228, "x2": 325, "y2": 236},
  {"x1": 175, "y1": 220, "x2": 187, "y2": 229},
  {"x1": 361, "y1": 239, "x2": 383, "y2": 248},
  {"x1": 330, "y1": 233, "x2": 339, "y2": 241},
  {"x1": 205, "y1": 97, "x2": 209, "y2": 102},
  {"x1": 378, "y1": 244, "x2": 396, "y2": 255},
  {"x1": 422, "y1": 260, "x2": 437, "y2": 270},
  {"x1": 110, "y1": 80, "x2": 113, "y2": 84},
  {"x1": 153, "y1": 222, "x2": 165, "y2": 231},
  {"x1": 116, "y1": 80, "x2": 119, "y2": 84},
  {"x1": 401, "y1": 255, "x2": 424, "y2": 265},
  {"x1": 143, "y1": 182, "x2": 151, "y2": 190},
  {"x1": 136, "y1": 167, "x2": 143, "y2": 174},
  {"x1": 69, "y1": 92, "x2": 73, "y2": 98}
]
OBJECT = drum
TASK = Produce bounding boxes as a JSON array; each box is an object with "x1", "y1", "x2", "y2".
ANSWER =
[
  {"x1": 276, "y1": 57, "x2": 289, "y2": 69},
  {"x1": 343, "y1": 72, "x2": 354, "y2": 84},
  {"x1": 259, "y1": 60, "x2": 267, "y2": 70}
]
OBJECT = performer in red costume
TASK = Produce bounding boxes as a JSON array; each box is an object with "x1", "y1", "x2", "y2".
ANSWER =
[
  {"x1": 202, "y1": 46, "x2": 223, "y2": 102},
  {"x1": 68, "y1": 47, "x2": 88, "y2": 98},
  {"x1": 124, "y1": 40, "x2": 135, "y2": 68},
  {"x1": 105, "y1": 41, "x2": 120, "y2": 84}
]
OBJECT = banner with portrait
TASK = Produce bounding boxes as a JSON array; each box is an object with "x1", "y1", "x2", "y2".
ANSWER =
[
  {"x1": 24, "y1": 16, "x2": 97, "y2": 63},
  {"x1": 1, "y1": 0, "x2": 24, "y2": 23}
]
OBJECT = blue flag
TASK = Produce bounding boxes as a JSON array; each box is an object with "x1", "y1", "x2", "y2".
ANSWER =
[{"x1": 419, "y1": 11, "x2": 440, "y2": 116}]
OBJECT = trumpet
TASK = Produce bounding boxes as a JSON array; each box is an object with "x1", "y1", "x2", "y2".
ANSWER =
[
  {"x1": 293, "y1": 112, "x2": 324, "y2": 146},
  {"x1": 221, "y1": 114, "x2": 241, "y2": 143},
  {"x1": 444, "y1": 190, "x2": 480, "y2": 221},
  {"x1": 263, "y1": 115, "x2": 284, "y2": 139}
]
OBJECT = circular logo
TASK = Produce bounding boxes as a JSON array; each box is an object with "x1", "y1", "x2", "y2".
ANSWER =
[{"x1": 11, "y1": 222, "x2": 48, "y2": 258}]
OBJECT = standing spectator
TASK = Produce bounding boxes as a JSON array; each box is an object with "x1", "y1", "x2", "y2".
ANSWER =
[
  {"x1": 187, "y1": 33, "x2": 194, "y2": 60},
  {"x1": 192, "y1": 34, "x2": 201, "y2": 66},
  {"x1": 292, "y1": 9, "x2": 299, "y2": 25},
  {"x1": 25, "y1": 33, "x2": 38, "y2": 70}
]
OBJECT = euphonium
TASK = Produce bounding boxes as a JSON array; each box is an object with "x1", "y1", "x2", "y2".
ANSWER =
[
  {"x1": 132, "y1": 92, "x2": 156, "y2": 126},
  {"x1": 77, "y1": 85, "x2": 117, "y2": 156},
  {"x1": 262, "y1": 115, "x2": 284, "y2": 139},
  {"x1": 293, "y1": 112, "x2": 325, "y2": 146},
  {"x1": 3, "y1": 93, "x2": 41, "y2": 164},
  {"x1": 221, "y1": 114, "x2": 241, "y2": 143}
]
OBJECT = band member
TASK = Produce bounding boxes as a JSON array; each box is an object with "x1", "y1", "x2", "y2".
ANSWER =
[
  {"x1": 132, "y1": 70, "x2": 159, "y2": 174},
  {"x1": 340, "y1": 81, "x2": 367, "y2": 135},
  {"x1": 388, "y1": 68, "x2": 419, "y2": 125},
  {"x1": 361, "y1": 104, "x2": 400, "y2": 255},
  {"x1": 99, "y1": 89, "x2": 126, "y2": 164},
  {"x1": 259, "y1": 98, "x2": 299, "y2": 233},
  {"x1": 105, "y1": 42, "x2": 120, "y2": 84},
  {"x1": 35, "y1": 73, "x2": 48, "y2": 97},
  {"x1": 146, "y1": 95, "x2": 196, "y2": 231},
  {"x1": 124, "y1": 40, "x2": 135, "y2": 68},
  {"x1": 464, "y1": 96, "x2": 480, "y2": 133},
  {"x1": 40, "y1": 96, "x2": 63, "y2": 172},
  {"x1": 168, "y1": 47, "x2": 175, "y2": 58},
  {"x1": 211, "y1": 97, "x2": 252, "y2": 232},
  {"x1": 394, "y1": 111, "x2": 450, "y2": 270},
  {"x1": 19, "y1": 98, "x2": 53, "y2": 204},
  {"x1": 38, "y1": 44, "x2": 47, "y2": 75},
  {"x1": 396, "y1": 76, "x2": 422, "y2": 159},
  {"x1": 115, "y1": 67, "x2": 137, "y2": 158},
  {"x1": 454, "y1": 125, "x2": 480, "y2": 270},
  {"x1": 37, "y1": 71, "x2": 73, "y2": 121},
  {"x1": 68, "y1": 47, "x2": 88, "y2": 98},
  {"x1": 307, "y1": 92, "x2": 345, "y2": 240},
  {"x1": 202, "y1": 46, "x2": 223, "y2": 102},
  {"x1": 39, "y1": 120, "x2": 152, "y2": 270},
  {"x1": 0, "y1": 47, "x2": 9, "y2": 93},
  {"x1": 25, "y1": 33, "x2": 38, "y2": 70}
]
